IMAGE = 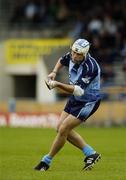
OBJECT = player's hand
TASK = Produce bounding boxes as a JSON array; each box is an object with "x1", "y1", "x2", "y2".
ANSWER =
[
  {"x1": 45, "y1": 78, "x2": 57, "y2": 90},
  {"x1": 48, "y1": 72, "x2": 57, "y2": 80}
]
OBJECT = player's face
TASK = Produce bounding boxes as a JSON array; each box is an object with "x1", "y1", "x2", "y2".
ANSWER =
[{"x1": 71, "y1": 50, "x2": 84, "y2": 64}]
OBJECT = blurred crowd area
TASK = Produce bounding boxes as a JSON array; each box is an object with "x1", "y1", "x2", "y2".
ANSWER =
[
  {"x1": 7, "y1": 0, "x2": 126, "y2": 86},
  {"x1": 0, "y1": 0, "x2": 126, "y2": 90}
]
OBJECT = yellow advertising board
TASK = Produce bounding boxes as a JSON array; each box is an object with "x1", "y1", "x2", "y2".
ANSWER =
[{"x1": 5, "y1": 39, "x2": 72, "y2": 65}]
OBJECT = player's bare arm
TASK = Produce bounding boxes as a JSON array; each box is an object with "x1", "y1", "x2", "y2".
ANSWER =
[
  {"x1": 48, "y1": 58, "x2": 63, "y2": 80},
  {"x1": 45, "y1": 79, "x2": 84, "y2": 96}
]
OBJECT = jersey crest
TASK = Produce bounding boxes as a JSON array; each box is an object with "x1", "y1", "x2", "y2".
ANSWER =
[{"x1": 82, "y1": 76, "x2": 91, "y2": 84}]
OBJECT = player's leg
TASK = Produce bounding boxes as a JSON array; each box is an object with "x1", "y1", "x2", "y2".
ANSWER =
[
  {"x1": 57, "y1": 111, "x2": 87, "y2": 149},
  {"x1": 48, "y1": 114, "x2": 82, "y2": 157},
  {"x1": 67, "y1": 129, "x2": 98, "y2": 165},
  {"x1": 76, "y1": 100, "x2": 101, "y2": 170},
  {"x1": 34, "y1": 114, "x2": 81, "y2": 171},
  {"x1": 57, "y1": 111, "x2": 97, "y2": 162},
  {"x1": 34, "y1": 100, "x2": 101, "y2": 171},
  {"x1": 68, "y1": 130, "x2": 88, "y2": 149},
  {"x1": 57, "y1": 100, "x2": 101, "y2": 171}
]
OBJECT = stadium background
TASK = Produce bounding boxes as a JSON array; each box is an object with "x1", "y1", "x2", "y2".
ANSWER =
[
  {"x1": 0, "y1": 1, "x2": 126, "y2": 179},
  {"x1": 0, "y1": 0, "x2": 126, "y2": 127}
]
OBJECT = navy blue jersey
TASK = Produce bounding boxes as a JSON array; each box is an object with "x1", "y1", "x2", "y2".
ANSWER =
[{"x1": 60, "y1": 52, "x2": 101, "y2": 102}]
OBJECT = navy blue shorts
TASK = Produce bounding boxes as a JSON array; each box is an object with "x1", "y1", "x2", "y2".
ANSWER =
[{"x1": 64, "y1": 98, "x2": 100, "y2": 121}]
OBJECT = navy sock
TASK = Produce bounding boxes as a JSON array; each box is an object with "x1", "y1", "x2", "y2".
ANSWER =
[
  {"x1": 82, "y1": 144, "x2": 95, "y2": 157},
  {"x1": 41, "y1": 154, "x2": 52, "y2": 166}
]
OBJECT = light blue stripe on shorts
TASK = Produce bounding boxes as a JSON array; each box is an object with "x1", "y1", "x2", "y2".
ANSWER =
[{"x1": 77, "y1": 101, "x2": 96, "y2": 120}]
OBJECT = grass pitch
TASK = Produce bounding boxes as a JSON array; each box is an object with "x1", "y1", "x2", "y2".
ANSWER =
[{"x1": 0, "y1": 127, "x2": 126, "y2": 180}]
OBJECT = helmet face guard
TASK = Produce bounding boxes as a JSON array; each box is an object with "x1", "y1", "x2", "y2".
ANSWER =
[{"x1": 71, "y1": 39, "x2": 90, "y2": 56}]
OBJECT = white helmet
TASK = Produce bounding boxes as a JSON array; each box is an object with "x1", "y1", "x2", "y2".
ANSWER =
[{"x1": 71, "y1": 39, "x2": 90, "y2": 56}]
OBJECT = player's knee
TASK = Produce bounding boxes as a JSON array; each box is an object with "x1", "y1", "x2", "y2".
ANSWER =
[{"x1": 58, "y1": 124, "x2": 68, "y2": 137}]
